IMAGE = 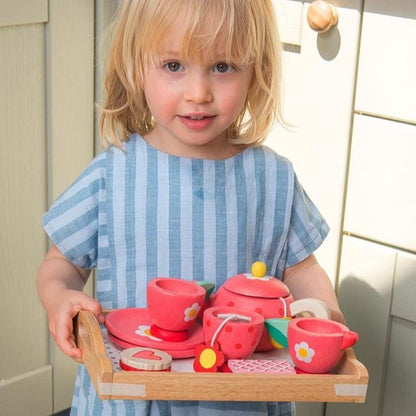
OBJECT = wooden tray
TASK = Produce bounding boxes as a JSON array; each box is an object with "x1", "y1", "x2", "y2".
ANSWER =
[{"x1": 75, "y1": 310, "x2": 368, "y2": 402}]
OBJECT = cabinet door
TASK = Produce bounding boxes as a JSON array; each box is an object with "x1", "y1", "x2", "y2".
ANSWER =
[
  {"x1": 328, "y1": 237, "x2": 416, "y2": 416},
  {"x1": 381, "y1": 319, "x2": 416, "y2": 416},
  {"x1": 0, "y1": 0, "x2": 96, "y2": 414},
  {"x1": 326, "y1": 236, "x2": 396, "y2": 416},
  {"x1": 344, "y1": 115, "x2": 416, "y2": 252},
  {"x1": 381, "y1": 252, "x2": 416, "y2": 416},
  {"x1": 355, "y1": 0, "x2": 416, "y2": 123},
  {"x1": 0, "y1": 2, "x2": 51, "y2": 416},
  {"x1": 267, "y1": 0, "x2": 362, "y2": 281}
]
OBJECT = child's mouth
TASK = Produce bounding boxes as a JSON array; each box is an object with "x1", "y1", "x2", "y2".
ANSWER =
[
  {"x1": 179, "y1": 114, "x2": 215, "y2": 130},
  {"x1": 188, "y1": 115, "x2": 206, "y2": 120}
]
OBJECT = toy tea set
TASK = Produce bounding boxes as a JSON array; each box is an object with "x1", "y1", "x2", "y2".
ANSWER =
[{"x1": 105, "y1": 262, "x2": 358, "y2": 374}]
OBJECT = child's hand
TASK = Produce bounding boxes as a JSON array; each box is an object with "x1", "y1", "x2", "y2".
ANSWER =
[
  {"x1": 47, "y1": 289, "x2": 105, "y2": 363},
  {"x1": 37, "y1": 245, "x2": 105, "y2": 362}
]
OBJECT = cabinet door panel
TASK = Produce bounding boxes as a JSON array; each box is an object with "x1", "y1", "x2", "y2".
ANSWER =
[
  {"x1": 391, "y1": 252, "x2": 416, "y2": 322},
  {"x1": 0, "y1": 0, "x2": 47, "y2": 26},
  {"x1": 0, "y1": 21, "x2": 51, "y2": 415},
  {"x1": 344, "y1": 115, "x2": 416, "y2": 252},
  {"x1": 326, "y1": 236, "x2": 396, "y2": 416},
  {"x1": 355, "y1": 0, "x2": 416, "y2": 123},
  {"x1": 381, "y1": 318, "x2": 416, "y2": 416}
]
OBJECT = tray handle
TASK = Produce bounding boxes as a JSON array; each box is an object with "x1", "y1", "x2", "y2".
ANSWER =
[{"x1": 75, "y1": 310, "x2": 114, "y2": 398}]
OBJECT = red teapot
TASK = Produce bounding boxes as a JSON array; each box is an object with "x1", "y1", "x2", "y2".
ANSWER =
[{"x1": 210, "y1": 262, "x2": 294, "y2": 351}]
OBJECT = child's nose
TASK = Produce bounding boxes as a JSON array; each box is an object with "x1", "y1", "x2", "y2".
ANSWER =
[{"x1": 184, "y1": 74, "x2": 213, "y2": 104}]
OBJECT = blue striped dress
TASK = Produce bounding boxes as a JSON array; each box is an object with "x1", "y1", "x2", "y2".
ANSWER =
[{"x1": 43, "y1": 134, "x2": 329, "y2": 416}]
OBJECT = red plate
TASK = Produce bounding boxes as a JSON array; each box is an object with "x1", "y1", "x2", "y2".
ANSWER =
[
  {"x1": 105, "y1": 308, "x2": 204, "y2": 353},
  {"x1": 107, "y1": 332, "x2": 197, "y2": 359}
]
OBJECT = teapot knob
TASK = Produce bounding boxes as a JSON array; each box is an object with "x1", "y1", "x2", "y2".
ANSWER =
[{"x1": 251, "y1": 261, "x2": 267, "y2": 278}]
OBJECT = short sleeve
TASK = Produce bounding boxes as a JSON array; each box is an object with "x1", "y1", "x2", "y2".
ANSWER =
[
  {"x1": 285, "y1": 174, "x2": 329, "y2": 267},
  {"x1": 42, "y1": 153, "x2": 106, "y2": 269}
]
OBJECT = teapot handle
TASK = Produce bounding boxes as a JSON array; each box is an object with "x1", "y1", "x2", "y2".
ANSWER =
[{"x1": 289, "y1": 298, "x2": 330, "y2": 319}]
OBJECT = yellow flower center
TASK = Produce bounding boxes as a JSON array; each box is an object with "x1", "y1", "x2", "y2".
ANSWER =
[
  {"x1": 299, "y1": 348, "x2": 308, "y2": 358},
  {"x1": 199, "y1": 348, "x2": 217, "y2": 369},
  {"x1": 188, "y1": 309, "x2": 197, "y2": 319}
]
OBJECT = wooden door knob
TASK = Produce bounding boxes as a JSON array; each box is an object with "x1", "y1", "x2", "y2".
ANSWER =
[{"x1": 307, "y1": 1, "x2": 339, "y2": 33}]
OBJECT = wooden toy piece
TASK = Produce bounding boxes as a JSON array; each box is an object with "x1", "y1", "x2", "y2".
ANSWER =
[
  {"x1": 105, "y1": 308, "x2": 204, "y2": 358},
  {"x1": 211, "y1": 261, "x2": 294, "y2": 351},
  {"x1": 193, "y1": 342, "x2": 224, "y2": 372},
  {"x1": 107, "y1": 331, "x2": 196, "y2": 359},
  {"x1": 227, "y1": 359, "x2": 296, "y2": 374},
  {"x1": 289, "y1": 298, "x2": 331, "y2": 319},
  {"x1": 288, "y1": 317, "x2": 359, "y2": 374},
  {"x1": 120, "y1": 347, "x2": 172, "y2": 371},
  {"x1": 251, "y1": 261, "x2": 267, "y2": 277},
  {"x1": 264, "y1": 318, "x2": 290, "y2": 349},
  {"x1": 195, "y1": 280, "x2": 215, "y2": 301},
  {"x1": 203, "y1": 307, "x2": 264, "y2": 361},
  {"x1": 76, "y1": 310, "x2": 369, "y2": 402},
  {"x1": 147, "y1": 277, "x2": 206, "y2": 341}
]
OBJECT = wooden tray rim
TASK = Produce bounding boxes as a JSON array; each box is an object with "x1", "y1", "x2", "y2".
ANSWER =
[{"x1": 75, "y1": 310, "x2": 368, "y2": 402}]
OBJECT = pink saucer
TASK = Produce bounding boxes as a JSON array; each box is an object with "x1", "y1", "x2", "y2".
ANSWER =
[
  {"x1": 105, "y1": 308, "x2": 204, "y2": 352},
  {"x1": 107, "y1": 332, "x2": 197, "y2": 359}
]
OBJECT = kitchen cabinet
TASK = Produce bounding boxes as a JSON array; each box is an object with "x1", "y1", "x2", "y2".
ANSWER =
[
  {"x1": 327, "y1": 238, "x2": 416, "y2": 416},
  {"x1": 344, "y1": 115, "x2": 416, "y2": 252},
  {"x1": 354, "y1": 0, "x2": 416, "y2": 123},
  {"x1": 330, "y1": 0, "x2": 416, "y2": 415},
  {"x1": 381, "y1": 253, "x2": 416, "y2": 415},
  {"x1": 269, "y1": 1, "x2": 416, "y2": 415},
  {"x1": 326, "y1": 236, "x2": 395, "y2": 416},
  {"x1": 0, "y1": 2, "x2": 51, "y2": 415},
  {"x1": 0, "y1": 0, "x2": 95, "y2": 414},
  {"x1": 269, "y1": 1, "x2": 363, "y2": 415},
  {"x1": 269, "y1": 0, "x2": 362, "y2": 282}
]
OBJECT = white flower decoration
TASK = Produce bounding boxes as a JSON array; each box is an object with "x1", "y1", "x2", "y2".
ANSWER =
[
  {"x1": 295, "y1": 341, "x2": 315, "y2": 363},
  {"x1": 135, "y1": 325, "x2": 162, "y2": 341},
  {"x1": 184, "y1": 303, "x2": 201, "y2": 322},
  {"x1": 244, "y1": 273, "x2": 271, "y2": 281}
]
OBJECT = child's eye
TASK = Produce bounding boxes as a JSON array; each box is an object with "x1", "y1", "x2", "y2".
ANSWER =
[
  {"x1": 213, "y1": 62, "x2": 234, "y2": 73},
  {"x1": 165, "y1": 62, "x2": 183, "y2": 72}
]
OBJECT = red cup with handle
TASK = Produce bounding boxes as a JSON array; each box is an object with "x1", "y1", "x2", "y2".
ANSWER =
[{"x1": 288, "y1": 317, "x2": 358, "y2": 373}]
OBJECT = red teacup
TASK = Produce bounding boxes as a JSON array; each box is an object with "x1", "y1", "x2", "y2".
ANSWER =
[
  {"x1": 147, "y1": 277, "x2": 206, "y2": 341},
  {"x1": 288, "y1": 317, "x2": 358, "y2": 373}
]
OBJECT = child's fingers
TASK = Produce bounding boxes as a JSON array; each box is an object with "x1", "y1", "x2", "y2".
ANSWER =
[
  {"x1": 77, "y1": 293, "x2": 105, "y2": 324},
  {"x1": 47, "y1": 291, "x2": 104, "y2": 362},
  {"x1": 54, "y1": 313, "x2": 83, "y2": 361}
]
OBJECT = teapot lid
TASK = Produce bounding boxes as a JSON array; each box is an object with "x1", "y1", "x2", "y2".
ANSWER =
[{"x1": 224, "y1": 262, "x2": 290, "y2": 299}]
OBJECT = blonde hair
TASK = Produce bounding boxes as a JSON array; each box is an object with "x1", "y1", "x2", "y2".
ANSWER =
[{"x1": 100, "y1": 0, "x2": 283, "y2": 148}]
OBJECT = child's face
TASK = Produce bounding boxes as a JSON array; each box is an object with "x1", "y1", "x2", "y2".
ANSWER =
[{"x1": 142, "y1": 27, "x2": 253, "y2": 159}]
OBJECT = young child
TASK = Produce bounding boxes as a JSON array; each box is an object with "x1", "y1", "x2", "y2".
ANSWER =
[{"x1": 37, "y1": 0, "x2": 344, "y2": 415}]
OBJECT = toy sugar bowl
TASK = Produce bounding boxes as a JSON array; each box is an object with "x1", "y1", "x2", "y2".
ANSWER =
[{"x1": 211, "y1": 262, "x2": 294, "y2": 351}]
